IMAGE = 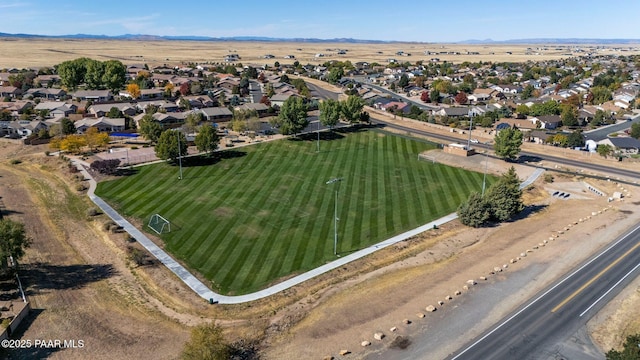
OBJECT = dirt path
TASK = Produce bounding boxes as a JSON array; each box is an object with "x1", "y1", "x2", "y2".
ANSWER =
[{"x1": 0, "y1": 143, "x2": 192, "y2": 359}]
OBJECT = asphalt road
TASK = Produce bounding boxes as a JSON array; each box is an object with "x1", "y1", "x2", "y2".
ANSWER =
[
  {"x1": 369, "y1": 117, "x2": 640, "y2": 182},
  {"x1": 448, "y1": 223, "x2": 640, "y2": 360}
]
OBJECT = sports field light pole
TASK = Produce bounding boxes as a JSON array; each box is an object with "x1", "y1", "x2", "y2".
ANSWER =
[
  {"x1": 326, "y1": 177, "x2": 343, "y2": 256},
  {"x1": 467, "y1": 111, "x2": 474, "y2": 150},
  {"x1": 317, "y1": 116, "x2": 320, "y2": 153},
  {"x1": 177, "y1": 130, "x2": 183, "y2": 180},
  {"x1": 482, "y1": 149, "x2": 488, "y2": 196}
]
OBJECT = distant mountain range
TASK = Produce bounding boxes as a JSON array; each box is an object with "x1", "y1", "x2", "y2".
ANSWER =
[{"x1": 1, "y1": 32, "x2": 639, "y2": 44}]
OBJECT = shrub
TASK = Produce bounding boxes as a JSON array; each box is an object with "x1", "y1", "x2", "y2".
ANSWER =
[
  {"x1": 127, "y1": 246, "x2": 146, "y2": 266},
  {"x1": 44, "y1": 151, "x2": 50, "y2": 156},
  {"x1": 543, "y1": 174, "x2": 554, "y2": 183},
  {"x1": 90, "y1": 159, "x2": 121, "y2": 175},
  {"x1": 131, "y1": 146, "x2": 138, "y2": 150},
  {"x1": 76, "y1": 183, "x2": 87, "y2": 192},
  {"x1": 9, "y1": 159, "x2": 22, "y2": 165},
  {"x1": 103, "y1": 220, "x2": 116, "y2": 231},
  {"x1": 86, "y1": 208, "x2": 101, "y2": 217}
]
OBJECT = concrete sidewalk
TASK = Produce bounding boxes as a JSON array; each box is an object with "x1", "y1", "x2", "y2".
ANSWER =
[{"x1": 73, "y1": 157, "x2": 543, "y2": 304}]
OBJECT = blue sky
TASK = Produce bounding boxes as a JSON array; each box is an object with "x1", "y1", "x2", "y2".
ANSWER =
[{"x1": 2, "y1": 1, "x2": 640, "y2": 42}]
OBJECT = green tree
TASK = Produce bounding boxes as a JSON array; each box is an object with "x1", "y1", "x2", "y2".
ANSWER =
[
  {"x1": 494, "y1": 127, "x2": 523, "y2": 161},
  {"x1": 567, "y1": 130, "x2": 586, "y2": 148},
  {"x1": 102, "y1": 60, "x2": 126, "y2": 92},
  {"x1": 195, "y1": 125, "x2": 220, "y2": 157},
  {"x1": 319, "y1": 99, "x2": 341, "y2": 130},
  {"x1": 398, "y1": 74, "x2": 409, "y2": 88},
  {"x1": 340, "y1": 95, "x2": 365, "y2": 124},
  {"x1": 516, "y1": 104, "x2": 530, "y2": 116},
  {"x1": 155, "y1": 130, "x2": 188, "y2": 163},
  {"x1": 630, "y1": 123, "x2": 640, "y2": 139},
  {"x1": 597, "y1": 144, "x2": 613, "y2": 158},
  {"x1": 485, "y1": 167, "x2": 524, "y2": 222},
  {"x1": 606, "y1": 333, "x2": 640, "y2": 360},
  {"x1": 138, "y1": 115, "x2": 163, "y2": 143},
  {"x1": 57, "y1": 57, "x2": 90, "y2": 90},
  {"x1": 107, "y1": 107, "x2": 123, "y2": 119},
  {"x1": 0, "y1": 219, "x2": 32, "y2": 272},
  {"x1": 84, "y1": 59, "x2": 104, "y2": 89},
  {"x1": 591, "y1": 86, "x2": 613, "y2": 105},
  {"x1": 327, "y1": 67, "x2": 344, "y2": 84},
  {"x1": 184, "y1": 112, "x2": 202, "y2": 134},
  {"x1": 430, "y1": 89, "x2": 440, "y2": 104},
  {"x1": 561, "y1": 105, "x2": 579, "y2": 127},
  {"x1": 457, "y1": 192, "x2": 491, "y2": 228},
  {"x1": 61, "y1": 117, "x2": 77, "y2": 135},
  {"x1": 275, "y1": 96, "x2": 308, "y2": 136},
  {"x1": 181, "y1": 322, "x2": 230, "y2": 360},
  {"x1": 521, "y1": 84, "x2": 534, "y2": 99}
]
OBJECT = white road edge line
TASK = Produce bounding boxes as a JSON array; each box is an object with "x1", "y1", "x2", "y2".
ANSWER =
[
  {"x1": 451, "y1": 223, "x2": 640, "y2": 360},
  {"x1": 579, "y1": 262, "x2": 640, "y2": 317}
]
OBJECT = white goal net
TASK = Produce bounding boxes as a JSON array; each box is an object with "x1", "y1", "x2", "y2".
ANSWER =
[
  {"x1": 418, "y1": 153, "x2": 437, "y2": 164},
  {"x1": 148, "y1": 213, "x2": 171, "y2": 234}
]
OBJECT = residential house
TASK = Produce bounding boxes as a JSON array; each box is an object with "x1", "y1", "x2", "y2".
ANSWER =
[
  {"x1": 6, "y1": 120, "x2": 49, "y2": 138},
  {"x1": 34, "y1": 101, "x2": 77, "y2": 118},
  {"x1": 200, "y1": 107, "x2": 233, "y2": 122},
  {"x1": 380, "y1": 101, "x2": 410, "y2": 114},
  {"x1": 434, "y1": 107, "x2": 471, "y2": 118},
  {"x1": 270, "y1": 93, "x2": 296, "y2": 107},
  {"x1": 598, "y1": 137, "x2": 640, "y2": 155},
  {"x1": 35, "y1": 74, "x2": 61, "y2": 88},
  {"x1": 74, "y1": 117, "x2": 125, "y2": 134},
  {"x1": 235, "y1": 103, "x2": 269, "y2": 117},
  {"x1": 72, "y1": 90, "x2": 112, "y2": 102},
  {"x1": 181, "y1": 95, "x2": 215, "y2": 109},
  {"x1": 136, "y1": 100, "x2": 179, "y2": 113},
  {"x1": 138, "y1": 88, "x2": 165, "y2": 100},
  {"x1": 224, "y1": 54, "x2": 241, "y2": 62},
  {"x1": 0, "y1": 73, "x2": 11, "y2": 86},
  {"x1": 133, "y1": 112, "x2": 184, "y2": 129},
  {"x1": 0, "y1": 86, "x2": 22, "y2": 99},
  {"x1": 88, "y1": 103, "x2": 137, "y2": 118},
  {"x1": 24, "y1": 87, "x2": 66, "y2": 100},
  {"x1": 0, "y1": 100, "x2": 33, "y2": 117},
  {"x1": 527, "y1": 130, "x2": 555, "y2": 144},
  {"x1": 532, "y1": 115, "x2": 562, "y2": 129}
]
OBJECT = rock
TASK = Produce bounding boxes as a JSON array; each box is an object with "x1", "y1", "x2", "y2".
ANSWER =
[
  {"x1": 361, "y1": 341, "x2": 371, "y2": 347},
  {"x1": 526, "y1": 249, "x2": 533, "y2": 253},
  {"x1": 494, "y1": 266, "x2": 502, "y2": 272},
  {"x1": 533, "y1": 245, "x2": 539, "y2": 249},
  {"x1": 323, "y1": 356, "x2": 334, "y2": 360},
  {"x1": 479, "y1": 276, "x2": 487, "y2": 280},
  {"x1": 426, "y1": 305, "x2": 436, "y2": 312},
  {"x1": 403, "y1": 319, "x2": 411, "y2": 324},
  {"x1": 558, "y1": 230, "x2": 564, "y2": 234},
  {"x1": 416, "y1": 312, "x2": 425, "y2": 318},
  {"x1": 520, "y1": 252, "x2": 527, "y2": 257},
  {"x1": 454, "y1": 290, "x2": 461, "y2": 296},
  {"x1": 503, "y1": 264, "x2": 508, "y2": 269},
  {"x1": 467, "y1": 279, "x2": 476, "y2": 286},
  {"x1": 374, "y1": 332, "x2": 385, "y2": 340},
  {"x1": 438, "y1": 300, "x2": 444, "y2": 306},
  {"x1": 549, "y1": 237, "x2": 555, "y2": 241},
  {"x1": 445, "y1": 295, "x2": 452, "y2": 300},
  {"x1": 463, "y1": 285, "x2": 469, "y2": 291},
  {"x1": 510, "y1": 259, "x2": 516, "y2": 264},
  {"x1": 592, "y1": 211, "x2": 598, "y2": 216},
  {"x1": 390, "y1": 326, "x2": 397, "y2": 332},
  {"x1": 339, "y1": 350, "x2": 350, "y2": 356},
  {"x1": 543, "y1": 240, "x2": 548, "y2": 244}
]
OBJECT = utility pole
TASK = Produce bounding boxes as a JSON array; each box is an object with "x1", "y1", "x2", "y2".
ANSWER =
[
  {"x1": 326, "y1": 177, "x2": 343, "y2": 256},
  {"x1": 177, "y1": 130, "x2": 183, "y2": 180}
]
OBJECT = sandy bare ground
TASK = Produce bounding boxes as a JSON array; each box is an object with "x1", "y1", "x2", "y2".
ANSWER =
[{"x1": 2, "y1": 38, "x2": 639, "y2": 69}]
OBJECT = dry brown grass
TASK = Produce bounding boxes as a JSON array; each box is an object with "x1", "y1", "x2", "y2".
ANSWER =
[{"x1": 2, "y1": 38, "x2": 640, "y2": 69}]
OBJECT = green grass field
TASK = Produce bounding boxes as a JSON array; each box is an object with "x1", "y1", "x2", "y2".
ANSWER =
[{"x1": 96, "y1": 128, "x2": 495, "y2": 295}]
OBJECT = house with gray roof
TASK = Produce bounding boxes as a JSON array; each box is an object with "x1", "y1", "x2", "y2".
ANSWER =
[
  {"x1": 200, "y1": 107, "x2": 233, "y2": 122},
  {"x1": 74, "y1": 117, "x2": 125, "y2": 134},
  {"x1": 598, "y1": 137, "x2": 640, "y2": 155},
  {"x1": 72, "y1": 90, "x2": 112, "y2": 102}
]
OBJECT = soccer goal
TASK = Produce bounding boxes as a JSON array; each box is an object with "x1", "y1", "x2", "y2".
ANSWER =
[
  {"x1": 148, "y1": 214, "x2": 171, "y2": 234},
  {"x1": 418, "y1": 153, "x2": 437, "y2": 164}
]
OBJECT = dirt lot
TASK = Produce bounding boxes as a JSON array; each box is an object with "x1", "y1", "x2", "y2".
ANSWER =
[
  {"x1": 2, "y1": 38, "x2": 640, "y2": 69},
  {"x1": 0, "y1": 135, "x2": 638, "y2": 360}
]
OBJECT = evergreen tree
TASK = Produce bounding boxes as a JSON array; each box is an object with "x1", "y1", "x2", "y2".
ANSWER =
[
  {"x1": 494, "y1": 127, "x2": 523, "y2": 161},
  {"x1": 457, "y1": 192, "x2": 491, "y2": 228},
  {"x1": 485, "y1": 167, "x2": 524, "y2": 222}
]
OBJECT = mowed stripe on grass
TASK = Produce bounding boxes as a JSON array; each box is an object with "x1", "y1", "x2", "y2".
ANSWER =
[{"x1": 96, "y1": 129, "x2": 495, "y2": 295}]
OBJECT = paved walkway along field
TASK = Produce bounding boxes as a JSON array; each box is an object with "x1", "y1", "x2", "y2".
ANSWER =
[{"x1": 72, "y1": 158, "x2": 544, "y2": 304}]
